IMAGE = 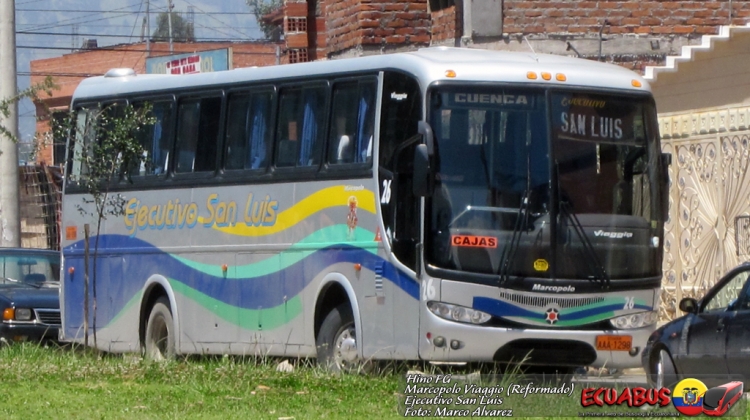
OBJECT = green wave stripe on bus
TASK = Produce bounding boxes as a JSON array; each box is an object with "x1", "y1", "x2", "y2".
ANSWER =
[
  {"x1": 104, "y1": 289, "x2": 144, "y2": 328},
  {"x1": 171, "y1": 279, "x2": 303, "y2": 331},
  {"x1": 171, "y1": 224, "x2": 379, "y2": 279}
]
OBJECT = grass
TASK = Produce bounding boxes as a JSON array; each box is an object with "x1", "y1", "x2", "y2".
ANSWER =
[
  {"x1": 0, "y1": 343, "x2": 401, "y2": 419},
  {"x1": 0, "y1": 344, "x2": 739, "y2": 419}
]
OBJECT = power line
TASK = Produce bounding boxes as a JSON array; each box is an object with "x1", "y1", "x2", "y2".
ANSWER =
[
  {"x1": 17, "y1": 31, "x2": 262, "y2": 42},
  {"x1": 18, "y1": 8, "x2": 259, "y2": 15},
  {"x1": 25, "y1": 10, "x2": 143, "y2": 33},
  {"x1": 17, "y1": 46, "x2": 277, "y2": 55},
  {"x1": 19, "y1": 5, "x2": 262, "y2": 41},
  {"x1": 182, "y1": 0, "x2": 255, "y2": 40},
  {"x1": 121, "y1": 0, "x2": 145, "y2": 67},
  {"x1": 19, "y1": 72, "x2": 108, "y2": 77}
]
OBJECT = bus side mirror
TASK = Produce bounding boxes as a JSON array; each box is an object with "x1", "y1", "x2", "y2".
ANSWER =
[
  {"x1": 413, "y1": 143, "x2": 433, "y2": 197},
  {"x1": 418, "y1": 121, "x2": 434, "y2": 156},
  {"x1": 661, "y1": 152, "x2": 672, "y2": 167}
]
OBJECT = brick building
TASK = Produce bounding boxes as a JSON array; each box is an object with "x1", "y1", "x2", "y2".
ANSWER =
[
  {"x1": 277, "y1": 0, "x2": 749, "y2": 70},
  {"x1": 31, "y1": 0, "x2": 750, "y2": 165}
]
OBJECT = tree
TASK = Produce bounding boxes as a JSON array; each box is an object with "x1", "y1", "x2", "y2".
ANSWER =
[
  {"x1": 1, "y1": 78, "x2": 57, "y2": 248},
  {"x1": 246, "y1": 0, "x2": 282, "y2": 41},
  {"x1": 57, "y1": 104, "x2": 155, "y2": 348},
  {"x1": 152, "y1": 11, "x2": 195, "y2": 42},
  {"x1": 0, "y1": 77, "x2": 57, "y2": 148}
]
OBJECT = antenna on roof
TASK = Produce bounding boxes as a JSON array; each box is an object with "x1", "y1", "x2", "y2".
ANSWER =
[{"x1": 523, "y1": 36, "x2": 538, "y2": 62}]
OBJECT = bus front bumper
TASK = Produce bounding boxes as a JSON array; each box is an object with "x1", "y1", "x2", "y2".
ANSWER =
[{"x1": 419, "y1": 316, "x2": 653, "y2": 370}]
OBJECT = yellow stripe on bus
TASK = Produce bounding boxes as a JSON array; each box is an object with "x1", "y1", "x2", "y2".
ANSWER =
[{"x1": 202, "y1": 185, "x2": 377, "y2": 237}]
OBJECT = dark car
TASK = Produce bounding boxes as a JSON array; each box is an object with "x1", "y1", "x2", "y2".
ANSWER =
[
  {"x1": 0, "y1": 248, "x2": 61, "y2": 344},
  {"x1": 643, "y1": 262, "x2": 750, "y2": 390}
]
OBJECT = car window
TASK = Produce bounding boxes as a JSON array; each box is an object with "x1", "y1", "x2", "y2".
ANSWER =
[
  {"x1": 739, "y1": 273, "x2": 750, "y2": 310},
  {"x1": 0, "y1": 253, "x2": 60, "y2": 286},
  {"x1": 704, "y1": 270, "x2": 749, "y2": 313}
]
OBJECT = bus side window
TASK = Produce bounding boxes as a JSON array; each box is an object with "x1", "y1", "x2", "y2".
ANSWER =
[
  {"x1": 379, "y1": 72, "x2": 422, "y2": 270},
  {"x1": 224, "y1": 91, "x2": 272, "y2": 171},
  {"x1": 275, "y1": 89, "x2": 300, "y2": 167},
  {"x1": 327, "y1": 79, "x2": 376, "y2": 165},
  {"x1": 275, "y1": 85, "x2": 326, "y2": 168},
  {"x1": 70, "y1": 103, "x2": 123, "y2": 180},
  {"x1": 69, "y1": 108, "x2": 95, "y2": 179},
  {"x1": 132, "y1": 101, "x2": 173, "y2": 176},
  {"x1": 175, "y1": 96, "x2": 221, "y2": 173},
  {"x1": 328, "y1": 82, "x2": 358, "y2": 164}
]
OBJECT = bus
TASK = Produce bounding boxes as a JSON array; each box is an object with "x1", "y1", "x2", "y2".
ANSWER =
[{"x1": 60, "y1": 47, "x2": 669, "y2": 372}]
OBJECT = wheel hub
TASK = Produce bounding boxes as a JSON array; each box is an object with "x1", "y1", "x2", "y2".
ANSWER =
[{"x1": 334, "y1": 326, "x2": 358, "y2": 367}]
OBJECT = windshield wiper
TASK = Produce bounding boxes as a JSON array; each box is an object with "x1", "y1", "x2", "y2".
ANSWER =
[
  {"x1": 498, "y1": 190, "x2": 532, "y2": 286},
  {"x1": 558, "y1": 201, "x2": 610, "y2": 288}
]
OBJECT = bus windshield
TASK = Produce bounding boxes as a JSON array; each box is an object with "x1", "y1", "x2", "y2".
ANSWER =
[{"x1": 426, "y1": 87, "x2": 663, "y2": 281}]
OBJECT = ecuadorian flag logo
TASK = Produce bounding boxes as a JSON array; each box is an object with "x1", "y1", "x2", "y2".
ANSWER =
[{"x1": 672, "y1": 378, "x2": 708, "y2": 416}]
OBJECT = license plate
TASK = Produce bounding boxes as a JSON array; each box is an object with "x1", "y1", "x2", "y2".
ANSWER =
[{"x1": 596, "y1": 335, "x2": 632, "y2": 351}]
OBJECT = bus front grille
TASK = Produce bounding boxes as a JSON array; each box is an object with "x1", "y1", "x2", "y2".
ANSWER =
[{"x1": 497, "y1": 291, "x2": 604, "y2": 309}]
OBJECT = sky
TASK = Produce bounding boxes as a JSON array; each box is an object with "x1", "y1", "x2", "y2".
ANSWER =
[{"x1": 14, "y1": 0, "x2": 266, "y2": 159}]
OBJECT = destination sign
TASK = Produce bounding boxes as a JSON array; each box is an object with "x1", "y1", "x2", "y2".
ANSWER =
[
  {"x1": 552, "y1": 94, "x2": 638, "y2": 143},
  {"x1": 438, "y1": 91, "x2": 536, "y2": 110}
]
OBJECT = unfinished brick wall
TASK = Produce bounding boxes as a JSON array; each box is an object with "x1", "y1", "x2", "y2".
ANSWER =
[
  {"x1": 431, "y1": 5, "x2": 459, "y2": 45},
  {"x1": 326, "y1": 0, "x2": 431, "y2": 56},
  {"x1": 502, "y1": 0, "x2": 749, "y2": 36}
]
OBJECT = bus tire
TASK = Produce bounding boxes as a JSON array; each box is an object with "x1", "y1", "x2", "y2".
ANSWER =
[
  {"x1": 145, "y1": 297, "x2": 175, "y2": 361},
  {"x1": 316, "y1": 304, "x2": 362, "y2": 372}
]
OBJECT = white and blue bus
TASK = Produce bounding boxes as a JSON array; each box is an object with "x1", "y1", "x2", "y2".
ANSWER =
[{"x1": 60, "y1": 47, "x2": 668, "y2": 371}]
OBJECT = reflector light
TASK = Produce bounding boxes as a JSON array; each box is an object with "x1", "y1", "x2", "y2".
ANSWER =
[
  {"x1": 526, "y1": 72, "x2": 537, "y2": 80},
  {"x1": 556, "y1": 73, "x2": 567, "y2": 81},
  {"x1": 632, "y1": 79, "x2": 643, "y2": 88},
  {"x1": 541, "y1": 72, "x2": 552, "y2": 80},
  {"x1": 445, "y1": 70, "x2": 456, "y2": 78}
]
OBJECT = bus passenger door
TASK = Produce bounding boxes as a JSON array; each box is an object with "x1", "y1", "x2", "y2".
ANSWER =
[{"x1": 373, "y1": 70, "x2": 423, "y2": 360}]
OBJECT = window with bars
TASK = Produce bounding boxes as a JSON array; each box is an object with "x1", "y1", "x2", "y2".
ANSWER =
[
  {"x1": 286, "y1": 17, "x2": 307, "y2": 33},
  {"x1": 288, "y1": 48, "x2": 308, "y2": 64}
]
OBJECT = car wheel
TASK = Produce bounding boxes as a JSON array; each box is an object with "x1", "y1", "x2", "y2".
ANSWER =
[
  {"x1": 652, "y1": 348, "x2": 677, "y2": 389},
  {"x1": 145, "y1": 297, "x2": 175, "y2": 361},
  {"x1": 316, "y1": 304, "x2": 367, "y2": 373}
]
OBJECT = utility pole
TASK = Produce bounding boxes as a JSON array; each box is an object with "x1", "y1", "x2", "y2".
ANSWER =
[
  {"x1": 0, "y1": 0, "x2": 20, "y2": 247},
  {"x1": 167, "y1": 0, "x2": 173, "y2": 53},
  {"x1": 146, "y1": 0, "x2": 151, "y2": 56}
]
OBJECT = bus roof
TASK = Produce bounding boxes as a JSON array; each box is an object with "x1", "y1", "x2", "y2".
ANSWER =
[{"x1": 71, "y1": 46, "x2": 651, "y2": 102}]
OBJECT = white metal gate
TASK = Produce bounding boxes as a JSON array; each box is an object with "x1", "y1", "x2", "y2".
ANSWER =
[{"x1": 659, "y1": 106, "x2": 750, "y2": 320}]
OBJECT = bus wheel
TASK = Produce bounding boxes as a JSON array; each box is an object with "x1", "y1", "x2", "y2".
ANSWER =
[
  {"x1": 316, "y1": 304, "x2": 362, "y2": 372},
  {"x1": 145, "y1": 297, "x2": 175, "y2": 361}
]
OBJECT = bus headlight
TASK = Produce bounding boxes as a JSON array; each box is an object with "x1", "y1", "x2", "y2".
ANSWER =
[
  {"x1": 610, "y1": 311, "x2": 658, "y2": 329},
  {"x1": 427, "y1": 301, "x2": 491, "y2": 325}
]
